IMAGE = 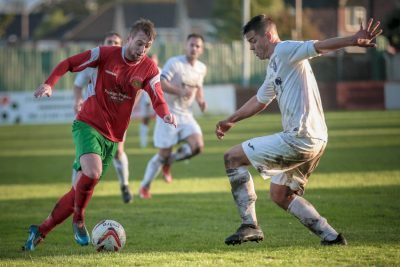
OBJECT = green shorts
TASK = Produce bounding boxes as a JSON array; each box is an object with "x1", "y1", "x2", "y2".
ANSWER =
[{"x1": 72, "y1": 120, "x2": 118, "y2": 178}]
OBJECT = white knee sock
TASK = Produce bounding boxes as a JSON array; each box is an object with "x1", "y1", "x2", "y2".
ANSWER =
[
  {"x1": 113, "y1": 152, "x2": 129, "y2": 187},
  {"x1": 140, "y1": 154, "x2": 163, "y2": 188},
  {"x1": 227, "y1": 166, "x2": 258, "y2": 225},
  {"x1": 71, "y1": 168, "x2": 77, "y2": 185},
  {"x1": 287, "y1": 196, "x2": 338, "y2": 241},
  {"x1": 139, "y1": 123, "x2": 148, "y2": 148},
  {"x1": 173, "y1": 143, "x2": 193, "y2": 161}
]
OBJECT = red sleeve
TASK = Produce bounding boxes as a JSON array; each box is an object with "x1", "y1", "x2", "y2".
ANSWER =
[
  {"x1": 144, "y1": 64, "x2": 170, "y2": 119},
  {"x1": 149, "y1": 81, "x2": 170, "y2": 119},
  {"x1": 45, "y1": 48, "x2": 100, "y2": 87}
]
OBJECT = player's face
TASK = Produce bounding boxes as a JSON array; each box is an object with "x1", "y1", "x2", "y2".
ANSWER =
[
  {"x1": 125, "y1": 31, "x2": 153, "y2": 62},
  {"x1": 245, "y1": 30, "x2": 270, "y2": 60},
  {"x1": 185, "y1": 37, "x2": 203, "y2": 62},
  {"x1": 104, "y1": 35, "x2": 122, "y2": 46}
]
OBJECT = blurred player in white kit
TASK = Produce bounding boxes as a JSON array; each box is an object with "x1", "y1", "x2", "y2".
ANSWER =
[{"x1": 139, "y1": 33, "x2": 207, "y2": 199}]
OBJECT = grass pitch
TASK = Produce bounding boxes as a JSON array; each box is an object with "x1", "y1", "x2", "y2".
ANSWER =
[{"x1": 0, "y1": 110, "x2": 399, "y2": 266}]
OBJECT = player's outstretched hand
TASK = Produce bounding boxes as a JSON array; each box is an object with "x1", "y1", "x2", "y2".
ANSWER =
[
  {"x1": 34, "y1": 84, "x2": 52, "y2": 98},
  {"x1": 163, "y1": 113, "x2": 177, "y2": 128},
  {"x1": 353, "y1": 18, "x2": 382, "y2": 48},
  {"x1": 215, "y1": 120, "x2": 234, "y2": 140}
]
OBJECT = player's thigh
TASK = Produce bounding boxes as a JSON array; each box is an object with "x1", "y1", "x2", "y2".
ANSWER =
[
  {"x1": 153, "y1": 117, "x2": 179, "y2": 148},
  {"x1": 224, "y1": 144, "x2": 251, "y2": 169},
  {"x1": 179, "y1": 116, "x2": 202, "y2": 142},
  {"x1": 242, "y1": 133, "x2": 303, "y2": 178},
  {"x1": 72, "y1": 120, "x2": 117, "y2": 178}
]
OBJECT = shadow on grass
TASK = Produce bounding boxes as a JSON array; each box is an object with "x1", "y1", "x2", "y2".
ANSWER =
[{"x1": 1, "y1": 184, "x2": 399, "y2": 259}]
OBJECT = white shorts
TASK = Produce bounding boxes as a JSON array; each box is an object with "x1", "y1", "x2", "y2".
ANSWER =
[
  {"x1": 138, "y1": 92, "x2": 154, "y2": 118},
  {"x1": 242, "y1": 132, "x2": 326, "y2": 195},
  {"x1": 153, "y1": 114, "x2": 202, "y2": 148}
]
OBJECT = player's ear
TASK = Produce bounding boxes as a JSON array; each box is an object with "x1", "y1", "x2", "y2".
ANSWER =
[{"x1": 265, "y1": 31, "x2": 273, "y2": 42}]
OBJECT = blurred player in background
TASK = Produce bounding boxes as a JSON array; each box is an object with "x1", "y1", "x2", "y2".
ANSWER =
[
  {"x1": 216, "y1": 15, "x2": 382, "y2": 246},
  {"x1": 138, "y1": 33, "x2": 207, "y2": 199},
  {"x1": 136, "y1": 53, "x2": 159, "y2": 148},
  {"x1": 71, "y1": 31, "x2": 134, "y2": 204},
  {"x1": 23, "y1": 19, "x2": 176, "y2": 251}
]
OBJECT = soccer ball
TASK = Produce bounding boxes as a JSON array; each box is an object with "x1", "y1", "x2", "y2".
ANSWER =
[{"x1": 91, "y1": 219, "x2": 126, "y2": 252}]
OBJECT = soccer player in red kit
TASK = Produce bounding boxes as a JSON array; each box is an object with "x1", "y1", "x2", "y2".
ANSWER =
[{"x1": 23, "y1": 18, "x2": 176, "y2": 251}]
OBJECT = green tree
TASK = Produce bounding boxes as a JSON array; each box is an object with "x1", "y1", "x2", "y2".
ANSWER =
[
  {"x1": 211, "y1": 0, "x2": 320, "y2": 42},
  {"x1": 384, "y1": 7, "x2": 400, "y2": 52}
]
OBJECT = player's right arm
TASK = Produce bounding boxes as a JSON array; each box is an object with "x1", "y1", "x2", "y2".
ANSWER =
[
  {"x1": 216, "y1": 95, "x2": 268, "y2": 140},
  {"x1": 73, "y1": 85, "x2": 84, "y2": 113},
  {"x1": 34, "y1": 48, "x2": 100, "y2": 98}
]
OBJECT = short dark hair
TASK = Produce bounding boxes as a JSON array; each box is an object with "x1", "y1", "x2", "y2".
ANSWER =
[
  {"x1": 129, "y1": 18, "x2": 156, "y2": 40},
  {"x1": 187, "y1": 33, "x2": 204, "y2": 43},
  {"x1": 103, "y1": 31, "x2": 121, "y2": 41},
  {"x1": 242, "y1": 14, "x2": 275, "y2": 36}
]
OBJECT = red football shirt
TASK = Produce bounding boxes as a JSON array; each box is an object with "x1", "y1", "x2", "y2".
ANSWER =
[{"x1": 45, "y1": 46, "x2": 170, "y2": 142}]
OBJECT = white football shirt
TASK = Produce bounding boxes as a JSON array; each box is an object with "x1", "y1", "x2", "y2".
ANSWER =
[
  {"x1": 257, "y1": 40, "x2": 327, "y2": 141},
  {"x1": 161, "y1": 55, "x2": 207, "y2": 116}
]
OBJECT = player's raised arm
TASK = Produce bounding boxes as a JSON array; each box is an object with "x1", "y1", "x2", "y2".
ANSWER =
[{"x1": 314, "y1": 18, "x2": 382, "y2": 54}]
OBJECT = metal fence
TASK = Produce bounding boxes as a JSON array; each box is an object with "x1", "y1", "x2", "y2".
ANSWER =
[{"x1": 0, "y1": 41, "x2": 386, "y2": 92}]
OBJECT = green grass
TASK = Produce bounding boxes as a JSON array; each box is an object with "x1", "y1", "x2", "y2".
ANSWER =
[{"x1": 0, "y1": 110, "x2": 400, "y2": 266}]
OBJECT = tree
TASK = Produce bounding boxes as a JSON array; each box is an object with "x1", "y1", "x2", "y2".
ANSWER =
[
  {"x1": 384, "y1": 7, "x2": 400, "y2": 53},
  {"x1": 211, "y1": 0, "x2": 320, "y2": 42}
]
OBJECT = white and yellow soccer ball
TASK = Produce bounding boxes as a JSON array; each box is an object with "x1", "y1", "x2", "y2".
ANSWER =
[{"x1": 91, "y1": 220, "x2": 126, "y2": 252}]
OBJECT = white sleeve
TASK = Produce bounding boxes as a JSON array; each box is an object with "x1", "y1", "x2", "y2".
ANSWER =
[
  {"x1": 160, "y1": 58, "x2": 177, "y2": 81},
  {"x1": 256, "y1": 76, "x2": 276, "y2": 104},
  {"x1": 278, "y1": 41, "x2": 320, "y2": 64},
  {"x1": 74, "y1": 68, "x2": 92, "y2": 88}
]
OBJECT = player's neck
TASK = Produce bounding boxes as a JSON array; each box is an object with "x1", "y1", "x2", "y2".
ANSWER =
[{"x1": 185, "y1": 55, "x2": 197, "y2": 66}]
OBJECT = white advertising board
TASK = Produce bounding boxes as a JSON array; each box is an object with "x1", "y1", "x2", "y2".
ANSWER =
[{"x1": 0, "y1": 84, "x2": 236, "y2": 125}]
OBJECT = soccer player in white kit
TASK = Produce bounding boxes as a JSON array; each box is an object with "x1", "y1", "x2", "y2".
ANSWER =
[
  {"x1": 137, "y1": 53, "x2": 159, "y2": 148},
  {"x1": 72, "y1": 32, "x2": 134, "y2": 204},
  {"x1": 216, "y1": 15, "x2": 382, "y2": 245},
  {"x1": 139, "y1": 33, "x2": 207, "y2": 199}
]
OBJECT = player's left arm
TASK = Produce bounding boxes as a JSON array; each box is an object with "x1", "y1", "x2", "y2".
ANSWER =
[
  {"x1": 145, "y1": 73, "x2": 177, "y2": 127},
  {"x1": 195, "y1": 86, "x2": 206, "y2": 112},
  {"x1": 314, "y1": 18, "x2": 382, "y2": 54}
]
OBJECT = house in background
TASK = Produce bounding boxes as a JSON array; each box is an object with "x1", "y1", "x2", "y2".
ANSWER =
[{"x1": 50, "y1": 0, "x2": 216, "y2": 46}]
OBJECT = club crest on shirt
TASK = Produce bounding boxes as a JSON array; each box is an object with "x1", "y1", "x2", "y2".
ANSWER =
[{"x1": 131, "y1": 79, "x2": 143, "y2": 90}]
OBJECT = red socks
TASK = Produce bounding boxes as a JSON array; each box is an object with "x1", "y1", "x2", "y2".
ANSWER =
[
  {"x1": 39, "y1": 187, "x2": 75, "y2": 237},
  {"x1": 37, "y1": 173, "x2": 99, "y2": 237},
  {"x1": 73, "y1": 173, "x2": 99, "y2": 223}
]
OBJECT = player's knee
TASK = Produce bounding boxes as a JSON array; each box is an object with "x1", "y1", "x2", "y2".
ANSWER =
[
  {"x1": 226, "y1": 167, "x2": 250, "y2": 188},
  {"x1": 224, "y1": 150, "x2": 240, "y2": 169},
  {"x1": 270, "y1": 188, "x2": 293, "y2": 209},
  {"x1": 82, "y1": 168, "x2": 102, "y2": 179}
]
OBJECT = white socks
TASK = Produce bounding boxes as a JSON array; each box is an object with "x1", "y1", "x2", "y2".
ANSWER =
[
  {"x1": 288, "y1": 196, "x2": 338, "y2": 241},
  {"x1": 141, "y1": 154, "x2": 163, "y2": 188},
  {"x1": 173, "y1": 143, "x2": 193, "y2": 161},
  {"x1": 227, "y1": 166, "x2": 258, "y2": 225},
  {"x1": 139, "y1": 123, "x2": 148, "y2": 148},
  {"x1": 113, "y1": 151, "x2": 129, "y2": 187}
]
